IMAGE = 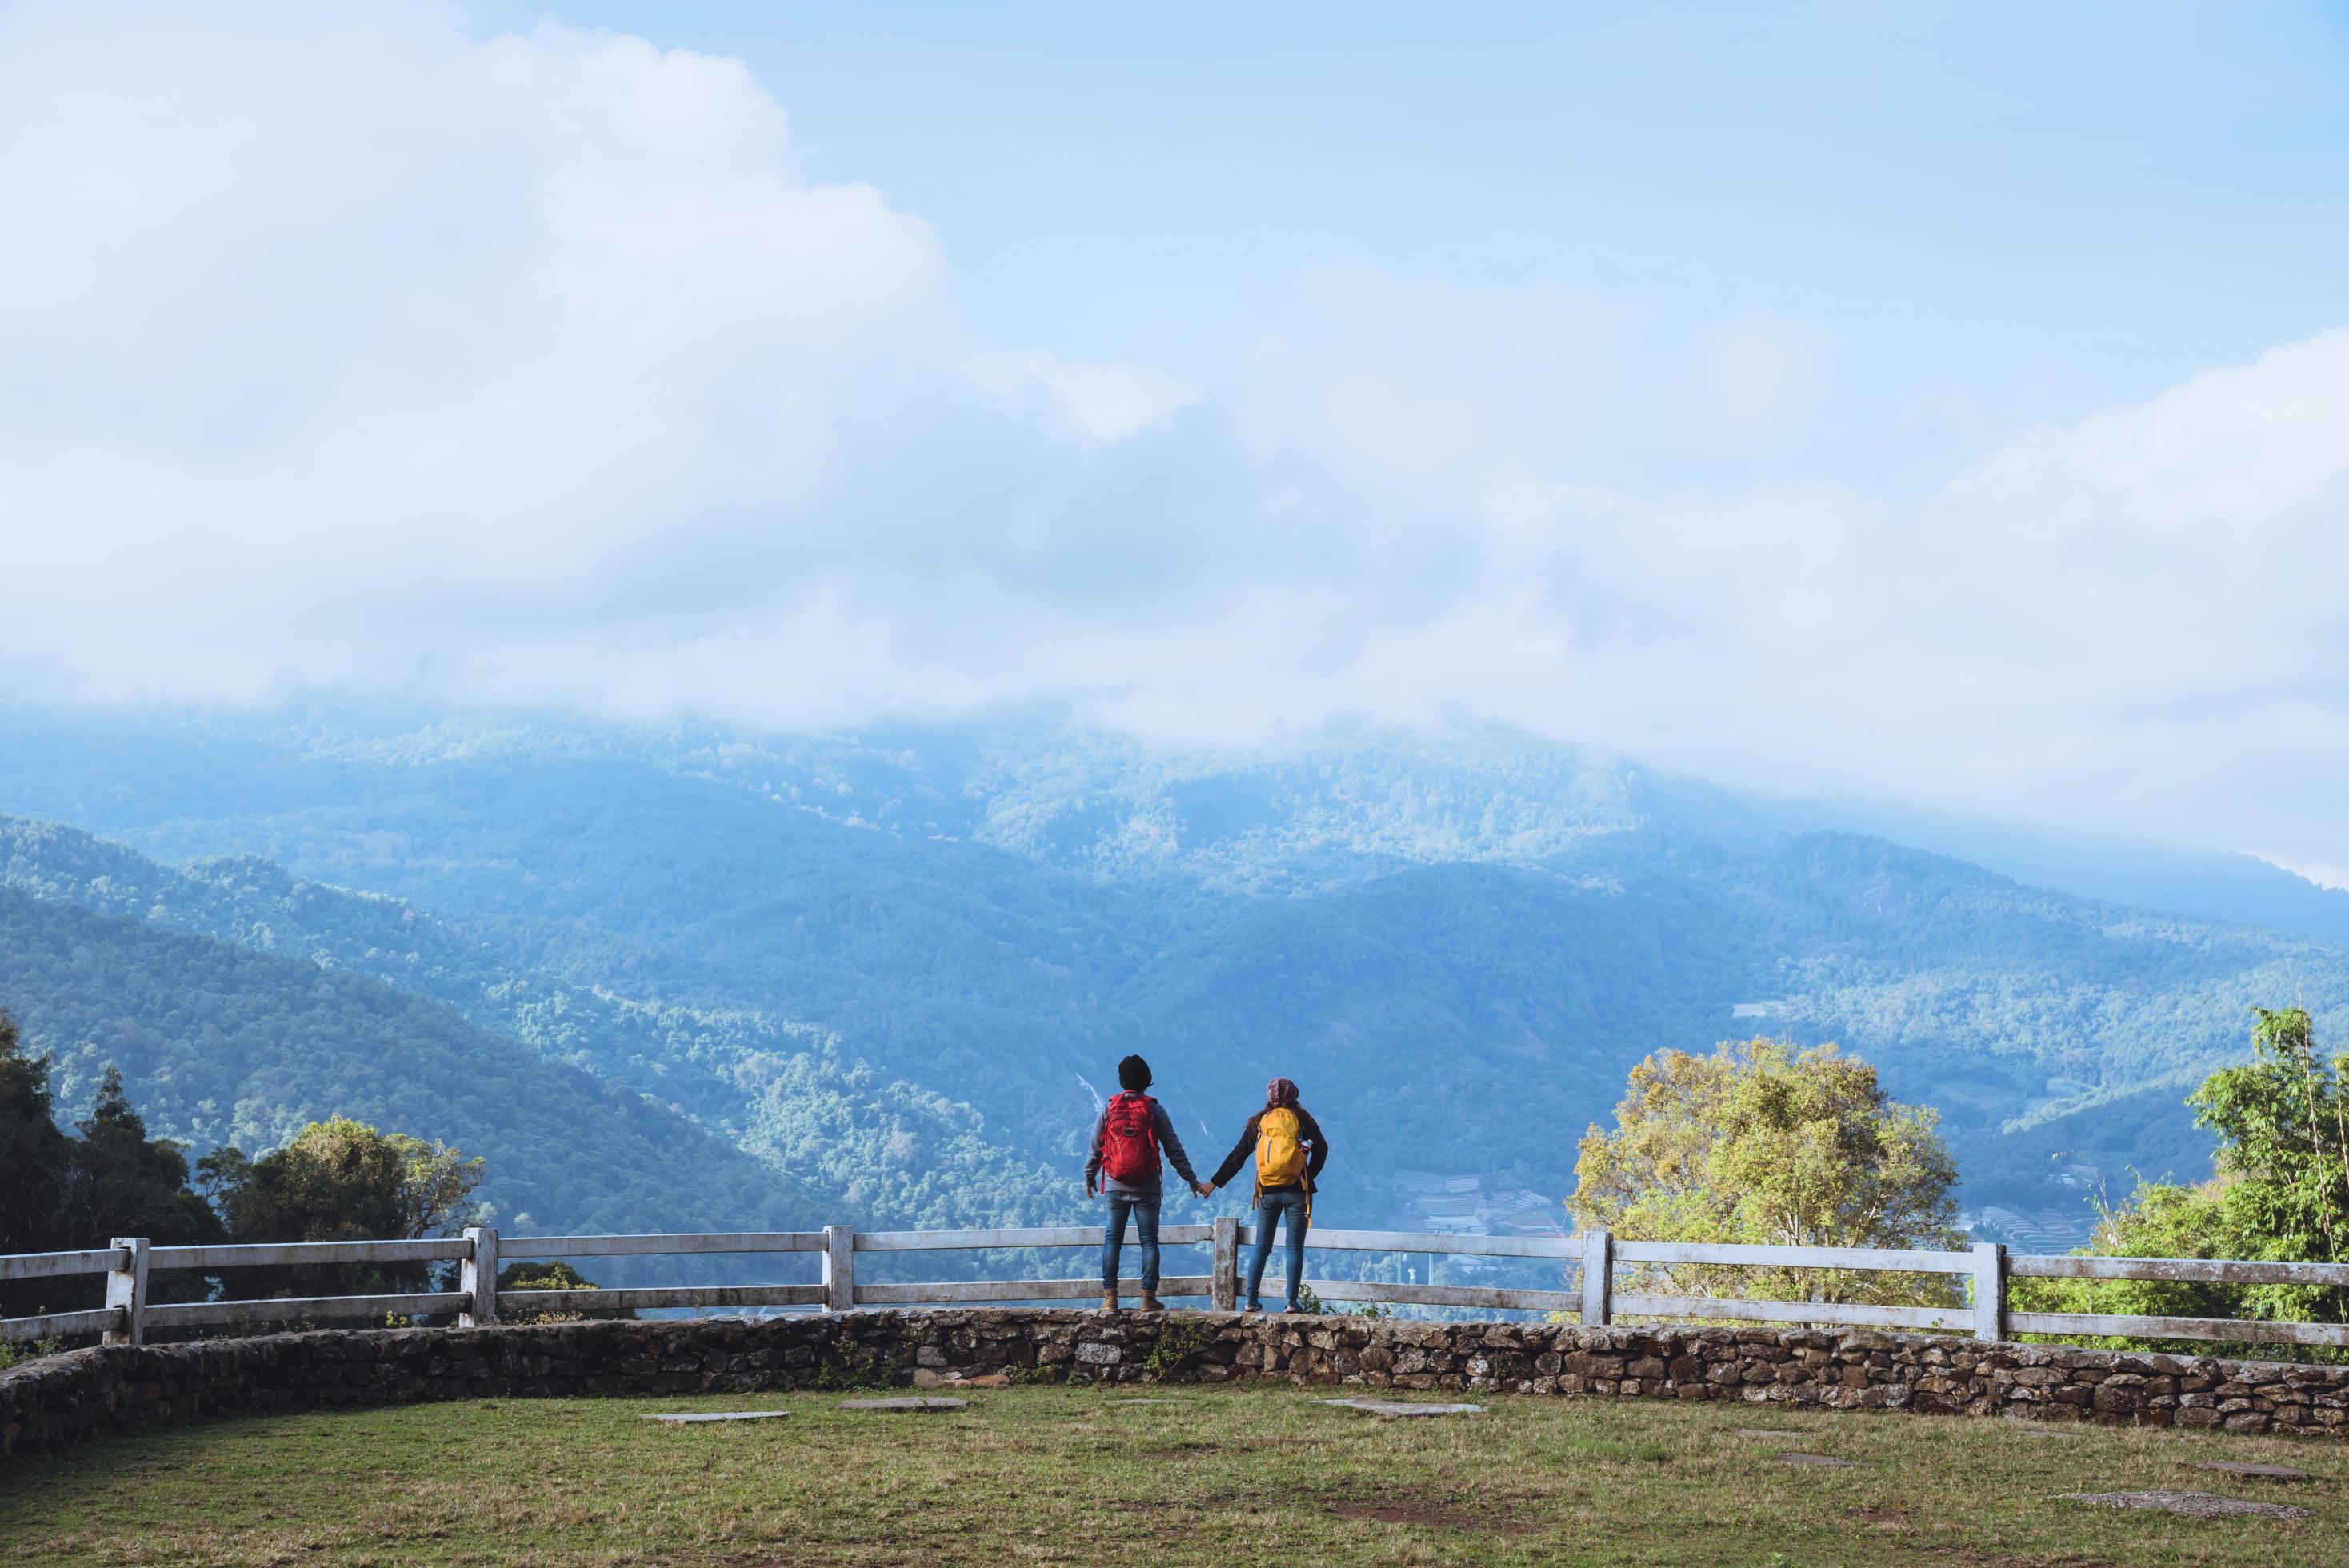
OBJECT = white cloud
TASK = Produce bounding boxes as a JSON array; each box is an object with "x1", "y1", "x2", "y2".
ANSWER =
[
  {"x1": 966, "y1": 349, "x2": 1201, "y2": 446},
  {"x1": 2, "y1": 4, "x2": 2346, "y2": 873},
  {"x1": 2255, "y1": 854, "x2": 2349, "y2": 893},
  {"x1": 0, "y1": 1, "x2": 947, "y2": 668},
  {"x1": 1691, "y1": 311, "x2": 1827, "y2": 452},
  {"x1": 1956, "y1": 329, "x2": 2349, "y2": 525}
]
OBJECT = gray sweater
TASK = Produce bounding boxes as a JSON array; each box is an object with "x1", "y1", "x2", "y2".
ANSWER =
[{"x1": 1083, "y1": 1095, "x2": 1199, "y2": 1196}]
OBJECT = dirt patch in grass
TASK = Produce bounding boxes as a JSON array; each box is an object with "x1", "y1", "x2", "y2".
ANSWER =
[
  {"x1": 2059, "y1": 1489, "x2": 2311, "y2": 1521},
  {"x1": 1327, "y1": 1495, "x2": 1506, "y2": 1533}
]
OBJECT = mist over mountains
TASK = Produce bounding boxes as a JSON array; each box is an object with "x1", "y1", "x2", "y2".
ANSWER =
[{"x1": 2, "y1": 701, "x2": 2343, "y2": 1245}]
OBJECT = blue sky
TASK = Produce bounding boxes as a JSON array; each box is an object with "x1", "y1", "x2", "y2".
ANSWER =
[
  {"x1": 2, "y1": 1, "x2": 2347, "y2": 876},
  {"x1": 486, "y1": 0, "x2": 2349, "y2": 486}
]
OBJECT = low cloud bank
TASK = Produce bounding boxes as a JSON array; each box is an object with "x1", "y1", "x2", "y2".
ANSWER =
[{"x1": 2, "y1": 2, "x2": 2344, "y2": 867}]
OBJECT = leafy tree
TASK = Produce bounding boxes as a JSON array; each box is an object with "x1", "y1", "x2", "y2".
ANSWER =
[
  {"x1": 199, "y1": 1117, "x2": 484, "y2": 1298},
  {"x1": 0, "y1": 1013, "x2": 222, "y2": 1318},
  {"x1": 1570, "y1": 1038, "x2": 1962, "y2": 1307},
  {"x1": 2195, "y1": 1007, "x2": 2349, "y2": 1287},
  {"x1": 0, "y1": 1010, "x2": 70, "y2": 1258},
  {"x1": 2015, "y1": 1007, "x2": 2349, "y2": 1352},
  {"x1": 55, "y1": 1067, "x2": 225, "y2": 1257}
]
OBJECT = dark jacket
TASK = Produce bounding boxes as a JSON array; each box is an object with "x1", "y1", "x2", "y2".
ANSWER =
[
  {"x1": 1085, "y1": 1094, "x2": 1199, "y2": 1196},
  {"x1": 1210, "y1": 1106, "x2": 1329, "y2": 1193}
]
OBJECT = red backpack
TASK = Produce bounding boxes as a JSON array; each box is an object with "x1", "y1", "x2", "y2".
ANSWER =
[{"x1": 1100, "y1": 1093, "x2": 1160, "y2": 1184}]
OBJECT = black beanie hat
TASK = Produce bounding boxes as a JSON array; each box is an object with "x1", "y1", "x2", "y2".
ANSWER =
[{"x1": 1117, "y1": 1054, "x2": 1152, "y2": 1092}]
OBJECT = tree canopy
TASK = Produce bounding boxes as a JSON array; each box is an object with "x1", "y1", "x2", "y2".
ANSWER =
[
  {"x1": 2016, "y1": 1007, "x2": 2349, "y2": 1350},
  {"x1": 0, "y1": 1010, "x2": 224, "y2": 1317},
  {"x1": 198, "y1": 1117, "x2": 486, "y2": 1298},
  {"x1": 1569, "y1": 1038, "x2": 1961, "y2": 1306},
  {"x1": 1, "y1": 1002, "x2": 493, "y2": 1315}
]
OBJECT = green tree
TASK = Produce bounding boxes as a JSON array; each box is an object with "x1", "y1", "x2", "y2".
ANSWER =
[
  {"x1": 55, "y1": 1066, "x2": 224, "y2": 1255},
  {"x1": 2194, "y1": 1007, "x2": 2349, "y2": 1289},
  {"x1": 1570, "y1": 1038, "x2": 1962, "y2": 1308},
  {"x1": 0, "y1": 1010, "x2": 68, "y2": 1248},
  {"x1": 0, "y1": 1009, "x2": 72, "y2": 1318},
  {"x1": 2, "y1": 1013, "x2": 223, "y2": 1319},
  {"x1": 199, "y1": 1116, "x2": 486, "y2": 1299},
  {"x1": 2015, "y1": 1007, "x2": 2349, "y2": 1352}
]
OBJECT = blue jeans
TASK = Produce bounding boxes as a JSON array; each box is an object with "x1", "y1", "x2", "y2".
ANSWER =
[
  {"x1": 1102, "y1": 1193, "x2": 1162, "y2": 1293},
  {"x1": 1245, "y1": 1187, "x2": 1309, "y2": 1310}
]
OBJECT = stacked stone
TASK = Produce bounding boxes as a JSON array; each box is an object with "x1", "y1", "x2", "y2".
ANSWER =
[{"x1": 6, "y1": 1311, "x2": 2346, "y2": 1467}]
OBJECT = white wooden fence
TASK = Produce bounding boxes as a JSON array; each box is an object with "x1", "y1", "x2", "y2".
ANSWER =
[{"x1": 5, "y1": 1224, "x2": 2347, "y2": 1352}]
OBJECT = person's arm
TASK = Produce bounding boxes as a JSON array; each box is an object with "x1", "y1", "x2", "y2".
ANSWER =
[
  {"x1": 1207, "y1": 1114, "x2": 1259, "y2": 1190},
  {"x1": 1083, "y1": 1106, "x2": 1108, "y2": 1193},
  {"x1": 1151, "y1": 1101, "x2": 1199, "y2": 1186},
  {"x1": 1299, "y1": 1106, "x2": 1331, "y2": 1182}
]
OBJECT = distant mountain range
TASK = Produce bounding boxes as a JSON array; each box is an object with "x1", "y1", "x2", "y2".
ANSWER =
[{"x1": 2, "y1": 701, "x2": 2343, "y2": 1242}]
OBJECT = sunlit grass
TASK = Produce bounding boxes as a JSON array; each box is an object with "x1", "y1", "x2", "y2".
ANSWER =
[{"x1": 3, "y1": 1386, "x2": 2342, "y2": 1565}]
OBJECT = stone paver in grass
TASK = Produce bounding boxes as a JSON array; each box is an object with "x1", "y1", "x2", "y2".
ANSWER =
[
  {"x1": 914, "y1": 1370, "x2": 1012, "y2": 1389},
  {"x1": 640, "y1": 1410, "x2": 792, "y2": 1424},
  {"x1": 1319, "y1": 1398, "x2": 1484, "y2": 1418},
  {"x1": 2059, "y1": 1490, "x2": 2312, "y2": 1521},
  {"x1": 1775, "y1": 1453, "x2": 1855, "y2": 1467},
  {"x1": 838, "y1": 1397, "x2": 969, "y2": 1412},
  {"x1": 2191, "y1": 1462, "x2": 2315, "y2": 1482}
]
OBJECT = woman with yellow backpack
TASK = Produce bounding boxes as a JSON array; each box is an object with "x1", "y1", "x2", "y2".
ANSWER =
[{"x1": 1203, "y1": 1077, "x2": 1330, "y2": 1314}]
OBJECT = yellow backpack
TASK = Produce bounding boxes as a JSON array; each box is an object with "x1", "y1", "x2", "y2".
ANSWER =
[{"x1": 1255, "y1": 1106, "x2": 1307, "y2": 1187}]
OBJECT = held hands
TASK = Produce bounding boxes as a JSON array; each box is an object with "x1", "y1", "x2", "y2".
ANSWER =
[{"x1": 1091, "y1": 1175, "x2": 1211, "y2": 1199}]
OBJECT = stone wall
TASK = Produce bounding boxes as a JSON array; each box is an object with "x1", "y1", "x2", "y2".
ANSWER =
[{"x1": 6, "y1": 1310, "x2": 2346, "y2": 1467}]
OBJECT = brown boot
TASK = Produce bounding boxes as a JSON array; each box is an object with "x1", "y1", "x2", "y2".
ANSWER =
[
  {"x1": 1138, "y1": 1292, "x2": 1166, "y2": 1313},
  {"x1": 1100, "y1": 1291, "x2": 1119, "y2": 1314}
]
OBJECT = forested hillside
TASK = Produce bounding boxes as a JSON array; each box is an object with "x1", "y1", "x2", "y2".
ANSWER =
[
  {"x1": 2, "y1": 702, "x2": 2345, "y2": 1234},
  {"x1": 0, "y1": 886, "x2": 818, "y2": 1238},
  {"x1": 0, "y1": 820, "x2": 1061, "y2": 1230}
]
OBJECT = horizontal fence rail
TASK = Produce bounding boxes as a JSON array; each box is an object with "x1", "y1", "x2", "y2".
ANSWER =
[
  {"x1": 147, "y1": 1293, "x2": 471, "y2": 1331},
  {"x1": 853, "y1": 1225, "x2": 1214, "y2": 1251},
  {"x1": 503, "y1": 1285, "x2": 829, "y2": 1314},
  {"x1": 503, "y1": 1232, "x2": 828, "y2": 1258},
  {"x1": 0, "y1": 1248, "x2": 131, "y2": 1285},
  {"x1": 2011, "y1": 1254, "x2": 2349, "y2": 1286},
  {"x1": 1612, "y1": 1294, "x2": 1978, "y2": 1333},
  {"x1": 5, "y1": 1223, "x2": 2347, "y2": 1355},
  {"x1": 2005, "y1": 1310, "x2": 2349, "y2": 1350},
  {"x1": 149, "y1": 1239, "x2": 471, "y2": 1270}
]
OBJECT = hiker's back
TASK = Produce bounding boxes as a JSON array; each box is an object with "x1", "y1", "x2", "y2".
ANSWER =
[
  {"x1": 1255, "y1": 1105, "x2": 1307, "y2": 1186},
  {"x1": 1100, "y1": 1091, "x2": 1160, "y2": 1184}
]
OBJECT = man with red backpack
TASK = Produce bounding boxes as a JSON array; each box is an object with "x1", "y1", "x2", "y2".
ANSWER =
[{"x1": 1085, "y1": 1054, "x2": 1207, "y2": 1314}]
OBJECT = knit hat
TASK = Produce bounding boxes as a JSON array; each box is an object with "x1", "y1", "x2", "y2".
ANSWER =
[
  {"x1": 1265, "y1": 1077, "x2": 1299, "y2": 1108},
  {"x1": 1117, "y1": 1054, "x2": 1153, "y2": 1092}
]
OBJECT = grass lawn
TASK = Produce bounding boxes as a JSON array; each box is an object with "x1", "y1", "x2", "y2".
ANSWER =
[{"x1": 2, "y1": 1385, "x2": 2343, "y2": 1566}]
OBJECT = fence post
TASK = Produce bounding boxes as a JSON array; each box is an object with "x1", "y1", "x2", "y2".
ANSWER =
[
  {"x1": 461, "y1": 1225, "x2": 500, "y2": 1328},
  {"x1": 103, "y1": 1238, "x2": 149, "y2": 1346},
  {"x1": 1971, "y1": 1241, "x2": 2007, "y2": 1342},
  {"x1": 1579, "y1": 1230, "x2": 1612, "y2": 1327},
  {"x1": 1211, "y1": 1216, "x2": 1239, "y2": 1311},
  {"x1": 822, "y1": 1225, "x2": 855, "y2": 1312}
]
